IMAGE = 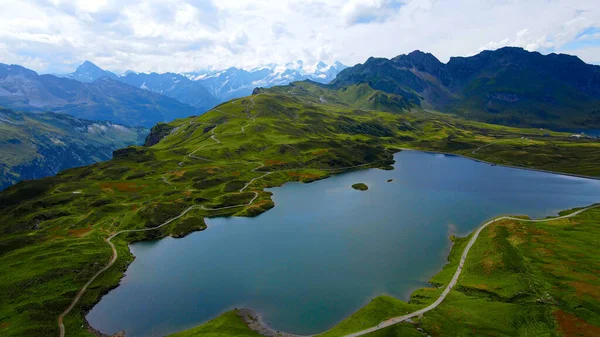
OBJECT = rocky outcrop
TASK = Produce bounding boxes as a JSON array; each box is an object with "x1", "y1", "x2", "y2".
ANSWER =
[{"x1": 144, "y1": 122, "x2": 175, "y2": 146}]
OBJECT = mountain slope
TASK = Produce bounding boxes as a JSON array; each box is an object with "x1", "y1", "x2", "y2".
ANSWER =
[
  {"x1": 117, "y1": 71, "x2": 220, "y2": 111},
  {"x1": 264, "y1": 81, "x2": 420, "y2": 113},
  {"x1": 0, "y1": 63, "x2": 199, "y2": 127},
  {"x1": 0, "y1": 107, "x2": 147, "y2": 190},
  {"x1": 333, "y1": 47, "x2": 600, "y2": 129}
]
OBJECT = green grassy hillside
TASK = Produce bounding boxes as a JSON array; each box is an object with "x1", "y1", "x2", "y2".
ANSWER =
[
  {"x1": 409, "y1": 207, "x2": 600, "y2": 337},
  {"x1": 1, "y1": 87, "x2": 600, "y2": 336}
]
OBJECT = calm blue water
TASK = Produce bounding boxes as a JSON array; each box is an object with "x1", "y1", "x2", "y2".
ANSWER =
[{"x1": 87, "y1": 151, "x2": 600, "y2": 337}]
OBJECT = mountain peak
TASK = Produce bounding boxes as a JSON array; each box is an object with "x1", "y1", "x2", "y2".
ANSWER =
[
  {"x1": 394, "y1": 50, "x2": 441, "y2": 64},
  {"x1": 407, "y1": 50, "x2": 427, "y2": 56},
  {"x1": 391, "y1": 50, "x2": 443, "y2": 75},
  {"x1": 77, "y1": 60, "x2": 102, "y2": 72},
  {"x1": 67, "y1": 61, "x2": 117, "y2": 83}
]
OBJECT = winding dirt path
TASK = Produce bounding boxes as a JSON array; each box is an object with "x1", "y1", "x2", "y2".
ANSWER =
[
  {"x1": 58, "y1": 96, "x2": 384, "y2": 336},
  {"x1": 58, "y1": 204, "x2": 203, "y2": 337},
  {"x1": 472, "y1": 141, "x2": 497, "y2": 154},
  {"x1": 338, "y1": 204, "x2": 600, "y2": 337}
]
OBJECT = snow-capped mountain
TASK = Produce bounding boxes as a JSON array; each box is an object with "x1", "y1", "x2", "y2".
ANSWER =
[
  {"x1": 58, "y1": 60, "x2": 347, "y2": 113},
  {"x1": 184, "y1": 61, "x2": 347, "y2": 101}
]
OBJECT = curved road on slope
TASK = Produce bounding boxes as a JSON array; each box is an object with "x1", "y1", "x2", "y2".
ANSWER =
[
  {"x1": 57, "y1": 204, "x2": 203, "y2": 337},
  {"x1": 339, "y1": 204, "x2": 599, "y2": 337},
  {"x1": 58, "y1": 96, "x2": 384, "y2": 336}
]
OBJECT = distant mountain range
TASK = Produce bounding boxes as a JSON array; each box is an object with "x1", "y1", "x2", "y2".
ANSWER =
[
  {"x1": 60, "y1": 60, "x2": 348, "y2": 105},
  {"x1": 184, "y1": 60, "x2": 347, "y2": 101},
  {"x1": 331, "y1": 47, "x2": 600, "y2": 129},
  {"x1": 118, "y1": 72, "x2": 220, "y2": 112},
  {"x1": 64, "y1": 61, "x2": 219, "y2": 112},
  {"x1": 0, "y1": 63, "x2": 199, "y2": 127},
  {"x1": 6, "y1": 47, "x2": 598, "y2": 132},
  {"x1": 0, "y1": 108, "x2": 147, "y2": 190}
]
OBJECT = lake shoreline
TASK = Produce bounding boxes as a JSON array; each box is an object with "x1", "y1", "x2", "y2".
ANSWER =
[
  {"x1": 85, "y1": 148, "x2": 600, "y2": 337},
  {"x1": 237, "y1": 308, "x2": 312, "y2": 337},
  {"x1": 404, "y1": 148, "x2": 600, "y2": 181},
  {"x1": 235, "y1": 205, "x2": 600, "y2": 337}
]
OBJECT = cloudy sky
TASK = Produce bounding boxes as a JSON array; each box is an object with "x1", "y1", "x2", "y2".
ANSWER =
[{"x1": 0, "y1": 0, "x2": 599, "y2": 74}]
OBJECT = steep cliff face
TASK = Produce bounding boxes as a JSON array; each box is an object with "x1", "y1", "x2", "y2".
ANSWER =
[
  {"x1": 144, "y1": 123, "x2": 176, "y2": 147},
  {"x1": 0, "y1": 108, "x2": 147, "y2": 190}
]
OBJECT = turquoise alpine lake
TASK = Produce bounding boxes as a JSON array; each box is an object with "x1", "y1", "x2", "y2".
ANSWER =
[{"x1": 86, "y1": 151, "x2": 600, "y2": 337}]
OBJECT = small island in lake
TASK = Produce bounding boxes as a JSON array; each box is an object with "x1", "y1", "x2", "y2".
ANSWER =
[{"x1": 352, "y1": 183, "x2": 369, "y2": 191}]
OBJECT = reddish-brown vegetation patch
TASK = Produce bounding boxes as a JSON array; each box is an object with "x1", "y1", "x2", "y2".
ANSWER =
[
  {"x1": 554, "y1": 310, "x2": 600, "y2": 336},
  {"x1": 250, "y1": 200, "x2": 271, "y2": 208},
  {"x1": 68, "y1": 227, "x2": 92, "y2": 237},
  {"x1": 568, "y1": 281, "x2": 600, "y2": 301},
  {"x1": 538, "y1": 236, "x2": 557, "y2": 244},
  {"x1": 481, "y1": 257, "x2": 499, "y2": 275},
  {"x1": 535, "y1": 247, "x2": 554, "y2": 256},
  {"x1": 487, "y1": 225, "x2": 498, "y2": 238},
  {"x1": 528, "y1": 228, "x2": 550, "y2": 236},
  {"x1": 265, "y1": 159, "x2": 285, "y2": 165},
  {"x1": 288, "y1": 171, "x2": 321, "y2": 180},
  {"x1": 0, "y1": 322, "x2": 12, "y2": 329},
  {"x1": 100, "y1": 182, "x2": 144, "y2": 192},
  {"x1": 46, "y1": 234, "x2": 63, "y2": 241},
  {"x1": 170, "y1": 170, "x2": 186, "y2": 177}
]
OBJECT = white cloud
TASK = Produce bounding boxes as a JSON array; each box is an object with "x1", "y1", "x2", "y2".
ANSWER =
[
  {"x1": 567, "y1": 45, "x2": 600, "y2": 64},
  {"x1": 0, "y1": 0, "x2": 598, "y2": 74},
  {"x1": 341, "y1": 0, "x2": 403, "y2": 26},
  {"x1": 479, "y1": 29, "x2": 554, "y2": 53}
]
